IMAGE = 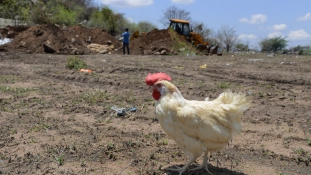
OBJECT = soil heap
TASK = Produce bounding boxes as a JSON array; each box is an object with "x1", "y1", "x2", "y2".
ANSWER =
[
  {"x1": 124, "y1": 28, "x2": 192, "y2": 55},
  {"x1": 1, "y1": 25, "x2": 192, "y2": 55},
  {"x1": 2, "y1": 24, "x2": 120, "y2": 54}
]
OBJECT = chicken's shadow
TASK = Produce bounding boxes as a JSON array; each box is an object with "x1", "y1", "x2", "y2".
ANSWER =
[{"x1": 163, "y1": 164, "x2": 247, "y2": 175}]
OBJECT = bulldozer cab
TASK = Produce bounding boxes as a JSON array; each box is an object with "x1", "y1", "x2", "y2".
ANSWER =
[{"x1": 169, "y1": 19, "x2": 191, "y2": 37}]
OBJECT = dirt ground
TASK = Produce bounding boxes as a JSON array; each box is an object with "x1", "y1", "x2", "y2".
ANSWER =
[{"x1": 0, "y1": 49, "x2": 311, "y2": 175}]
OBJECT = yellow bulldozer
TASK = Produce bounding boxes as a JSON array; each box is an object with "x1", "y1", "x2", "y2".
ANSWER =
[{"x1": 169, "y1": 19, "x2": 220, "y2": 55}]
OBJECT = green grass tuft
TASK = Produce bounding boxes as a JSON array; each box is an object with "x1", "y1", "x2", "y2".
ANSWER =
[{"x1": 66, "y1": 56, "x2": 87, "y2": 70}]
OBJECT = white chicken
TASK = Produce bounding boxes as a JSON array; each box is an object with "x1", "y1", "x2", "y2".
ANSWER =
[{"x1": 145, "y1": 73, "x2": 251, "y2": 175}]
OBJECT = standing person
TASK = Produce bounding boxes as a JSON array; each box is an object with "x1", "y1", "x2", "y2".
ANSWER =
[{"x1": 122, "y1": 28, "x2": 130, "y2": 55}]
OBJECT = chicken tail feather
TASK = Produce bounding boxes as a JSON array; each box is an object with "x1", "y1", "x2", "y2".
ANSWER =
[{"x1": 217, "y1": 90, "x2": 251, "y2": 134}]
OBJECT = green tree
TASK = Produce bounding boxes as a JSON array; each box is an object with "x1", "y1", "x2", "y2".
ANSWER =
[
  {"x1": 88, "y1": 6, "x2": 126, "y2": 35},
  {"x1": 100, "y1": 6, "x2": 118, "y2": 35},
  {"x1": 259, "y1": 36, "x2": 288, "y2": 52},
  {"x1": 66, "y1": 0, "x2": 94, "y2": 17},
  {"x1": 290, "y1": 45, "x2": 311, "y2": 55},
  {"x1": 62, "y1": 0, "x2": 88, "y2": 22},
  {"x1": 48, "y1": 3, "x2": 79, "y2": 26},
  {"x1": 0, "y1": 0, "x2": 32, "y2": 25},
  {"x1": 259, "y1": 37, "x2": 272, "y2": 52},
  {"x1": 291, "y1": 45, "x2": 302, "y2": 52},
  {"x1": 137, "y1": 21, "x2": 157, "y2": 33},
  {"x1": 28, "y1": 1, "x2": 47, "y2": 24},
  {"x1": 1, "y1": 0, "x2": 97, "y2": 25},
  {"x1": 115, "y1": 17, "x2": 138, "y2": 35},
  {"x1": 235, "y1": 42, "x2": 249, "y2": 51}
]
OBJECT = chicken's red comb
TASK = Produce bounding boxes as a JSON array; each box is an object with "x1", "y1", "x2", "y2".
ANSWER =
[{"x1": 145, "y1": 72, "x2": 172, "y2": 86}]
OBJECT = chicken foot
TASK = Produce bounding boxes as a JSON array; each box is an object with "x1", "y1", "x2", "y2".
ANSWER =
[
  {"x1": 165, "y1": 155, "x2": 199, "y2": 175},
  {"x1": 189, "y1": 152, "x2": 213, "y2": 175}
]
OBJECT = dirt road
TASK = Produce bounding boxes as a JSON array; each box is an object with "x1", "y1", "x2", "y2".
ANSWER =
[{"x1": 0, "y1": 52, "x2": 310, "y2": 175}]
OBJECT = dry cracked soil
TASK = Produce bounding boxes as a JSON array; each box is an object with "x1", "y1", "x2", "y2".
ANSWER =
[{"x1": 0, "y1": 51, "x2": 311, "y2": 175}]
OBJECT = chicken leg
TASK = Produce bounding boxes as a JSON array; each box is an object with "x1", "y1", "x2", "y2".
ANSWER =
[
  {"x1": 165, "y1": 155, "x2": 199, "y2": 175},
  {"x1": 189, "y1": 152, "x2": 213, "y2": 175}
]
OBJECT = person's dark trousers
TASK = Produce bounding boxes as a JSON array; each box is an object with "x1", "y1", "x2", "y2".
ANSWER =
[{"x1": 123, "y1": 43, "x2": 130, "y2": 54}]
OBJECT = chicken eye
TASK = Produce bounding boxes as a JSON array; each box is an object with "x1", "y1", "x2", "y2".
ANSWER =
[{"x1": 157, "y1": 84, "x2": 162, "y2": 88}]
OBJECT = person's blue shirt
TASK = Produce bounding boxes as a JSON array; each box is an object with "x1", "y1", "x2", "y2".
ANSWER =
[{"x1": 122, "y1": 31, "x2": 130, "y2": 44}]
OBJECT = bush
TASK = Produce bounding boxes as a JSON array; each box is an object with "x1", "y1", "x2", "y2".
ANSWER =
[
  {"x1": 49, "y1": 4, "x2": 79, "y2": 26},
  {"x1": 0, "y1": 0, "x2": 32, "y2": 24},
  {"x1": 66, "y1": 56, "x2": 87, "y2": 70}
]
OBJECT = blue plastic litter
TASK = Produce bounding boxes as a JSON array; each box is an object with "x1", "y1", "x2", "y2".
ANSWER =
[
  {"x1": 126, "y1": 106, "x2": 137, "y2": 112},
  {"x1": 111, "y1": 106, "x2": 137, "y2": 117}
]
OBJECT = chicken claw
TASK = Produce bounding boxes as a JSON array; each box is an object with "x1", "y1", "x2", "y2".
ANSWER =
[
  {"x1": 189, "y1": 152, "x2": 213, "y2": 175},
  {"x1": 164, "y1": 156, "x2": 198, "y2": 175}
]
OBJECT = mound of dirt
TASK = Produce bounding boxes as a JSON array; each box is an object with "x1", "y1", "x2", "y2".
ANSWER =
[
  {"x1": 4, "y1": 24, "x2": 121, "y2": 54},
  {"x1": 123, "y1": 28, "x2": 192, "y2": 55},
  {"x1": 1, "y1": 25, "x2": 193, "y2": 55},
  {"x1": 0, "y1": 25, "x2": 29, "y2": 38}
]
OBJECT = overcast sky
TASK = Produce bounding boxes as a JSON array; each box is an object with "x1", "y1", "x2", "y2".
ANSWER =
[{"x1": 93, "y1": 0, "x2": 311, "y2": 48}]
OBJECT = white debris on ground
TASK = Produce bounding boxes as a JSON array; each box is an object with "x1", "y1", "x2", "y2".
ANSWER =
[
  {"x1": 248, "y1": 58, "x2": 263, "y2": 62},
  {"x1": 87, "y1": 43, "x2": 115, "y2": 54},
  {"x1": 0, "y1": 38, "x2": 12, "y2": 45}
]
